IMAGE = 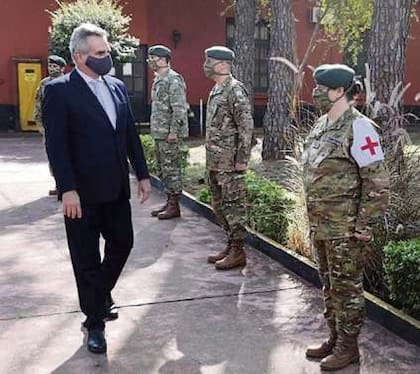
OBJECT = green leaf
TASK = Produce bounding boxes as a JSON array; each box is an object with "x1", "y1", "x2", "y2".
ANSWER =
[{"x1": 48, "y1": 0, "x2": 140, "y2": 63}]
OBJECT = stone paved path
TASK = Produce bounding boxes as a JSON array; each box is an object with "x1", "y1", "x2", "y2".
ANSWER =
[{"x1": 0, "y1": 135, "x2": 419, "y2": 374}]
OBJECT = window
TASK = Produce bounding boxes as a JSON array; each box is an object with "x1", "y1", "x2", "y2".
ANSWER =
[
  {"x1": 254, "y1": 21, "x2": 269, "y2": 92},
  {"x1": 226, "y1": 18, "x2": 270, "y2": 93},
  {"x1": 114, "y1": 45, "x2": 148, "y2": 122}
]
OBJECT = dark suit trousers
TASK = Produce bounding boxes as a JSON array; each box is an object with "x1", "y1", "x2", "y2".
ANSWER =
[{"x1": 64, "y1": 194, "x2": 133, "y2": 330}]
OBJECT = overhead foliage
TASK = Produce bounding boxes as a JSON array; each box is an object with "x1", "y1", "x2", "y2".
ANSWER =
[
  {"x1": 48, "y1": 0, "x2": 139, "y2": 64},
  {"x1": 224, "y1": 0, "x2": 418, "y2": 64},
  {"x1": 247, "y1": 0, "x2": 372, "y2": 62},
  {"x1": 318, "y1": 0, "x2": 373, "y2": 63},
  {"x1": 319, "y1": 0, "x2": 418, "y2": 63}
]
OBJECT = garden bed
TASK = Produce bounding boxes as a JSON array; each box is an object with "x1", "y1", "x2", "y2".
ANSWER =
[
  {"x1": 150, "y1": 174, "x2": 420, "y2": 348},
  {"x1": 140, "y1": 134, "x2": 420, "y2": 346}
]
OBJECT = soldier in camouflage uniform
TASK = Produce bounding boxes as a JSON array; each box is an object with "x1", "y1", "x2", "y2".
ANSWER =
[
  {"x1": 302, "y1": 64, "x2": 389, "y2": 371},
  {"x1": 34, "y1": 55, "x2": 67, "y2": 196},
  {"x1": 147, "y1": 45, "x2": 188, "y2": 219},
  {"x1": 204, "y1": 46, "x2": 254, "y2": 270}
]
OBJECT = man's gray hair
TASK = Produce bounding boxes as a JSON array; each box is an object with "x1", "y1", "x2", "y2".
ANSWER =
[{"x1": 69, "y1": 23, "x2": 108, "y2": 55}]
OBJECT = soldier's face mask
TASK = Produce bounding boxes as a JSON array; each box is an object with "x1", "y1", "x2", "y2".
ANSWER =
[
  {"x1": 147, "y1": 56, "x2": 168, "y2": 71},
  {"x1": 48, "y1": 63, "x2": 62, "y2": 78},
  {"x1": 203, "y1": 60, "x2": 227, "y2": 78},
  {"x1": 147, "y1": 57, "x2": 159, "y2": 71},
  {"x1": 313, "y1": 84, "x2": 353, "y2": 113},
  {"x1": 312, "y1": 86, "x2": 334, "y2": 113}
]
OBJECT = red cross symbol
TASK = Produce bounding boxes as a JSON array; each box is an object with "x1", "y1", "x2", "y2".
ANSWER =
[{"x1": 360, "y1": 136, "x2": 379, "y2": 155}]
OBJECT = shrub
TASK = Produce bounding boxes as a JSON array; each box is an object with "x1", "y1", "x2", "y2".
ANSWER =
[
  {"x1": 198, "y1": 187, "x2": 211, "y2": 204},
  {"x1": 384, "y1": 239, "x2": 420, "y2": 319},
  {"x1": 48, "y1": 0, "x2": 139, "y2": 63},
  {"x1": 362, "y1": 221, "x2": 388, "y2": 298},
  {"x1": 195, "y1": 171, "x2": 295, "y2": 244},
  {"x1": 278, "y1": 157, "x2": 311, "y2": 257},
  {"x1": 246, "y1": 171, "x2": 295, "y2": 244},
  {"x1": 387, "y1": 147, "x2": 420, "y2": 240},
  {"x1": 139, "y1": 134, "x2": 158, "y2": 174},
  {"x1": 139, "y1": 134, "x2": 190, "y2": 176},
  {"x1": 287, "y1": 189, "x2": 311, "y2": 258},
  {"x1": 183, "y1": 163, "x2": 207, "y2": 196},
  {"x1": 180, "y1": 145, "x2": 190, "y2": 172}
]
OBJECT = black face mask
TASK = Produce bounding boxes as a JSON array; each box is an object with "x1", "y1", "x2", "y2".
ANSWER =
[{"x1": 85, "y1": 55, "x2": 113, "y2": 76}]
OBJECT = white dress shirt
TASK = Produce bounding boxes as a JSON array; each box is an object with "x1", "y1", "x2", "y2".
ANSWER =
[{"x1": 76, "y1": 68, "x2": 117, "y2": 129}]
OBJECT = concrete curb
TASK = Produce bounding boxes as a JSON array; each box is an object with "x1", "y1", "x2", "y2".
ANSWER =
[{"x1": 150, "y1": 175, "x2": 420, "y2": 347}]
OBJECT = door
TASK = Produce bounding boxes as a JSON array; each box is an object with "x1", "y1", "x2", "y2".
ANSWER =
[
  {"x1": 17, "y1": 62, "x2": 41, "y2": 131},
  {"x1": 115, "y1": 45, "x2": 148, "y2": 122}
]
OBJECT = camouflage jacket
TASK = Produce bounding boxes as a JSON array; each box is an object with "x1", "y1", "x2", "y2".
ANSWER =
[
  {"x1": 150, "y1": 68, "x2": 188, "y2": 139},
  {"x1": 205, "y1": 75, "x2": 254, "y2": 172},
  {"x1": 302, "y1": 107, "x2": 389, "y2": 240},
  {"x1": 34, "y1": 76, "x2": 53, "y2": 133}
]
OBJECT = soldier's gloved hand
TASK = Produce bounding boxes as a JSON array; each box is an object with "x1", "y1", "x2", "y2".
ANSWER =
[
  {"x1": 167, "y1": 133, "x2": 178, "y2": 143},
  {"x1": 235, "y1": 163, "x2": 247, "y2": 172}
]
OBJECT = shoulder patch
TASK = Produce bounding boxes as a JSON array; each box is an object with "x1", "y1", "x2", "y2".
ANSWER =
[{"x1": 350, "y1": 118, "x2": 385, "y2": 168}]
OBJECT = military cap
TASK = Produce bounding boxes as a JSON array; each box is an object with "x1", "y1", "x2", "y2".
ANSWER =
[
  {"x1": 313, "y1": 64, "x2": 355, "y2": 89},
  {"x1": 148, "y1": 45, "x2": 172, "y2": 58},
  {"x1": 205, "y1": 46, "x2": 235, "y2": 61},
  {"x1": 48, "y1": 55, "x2": 66, "y2": 67}
]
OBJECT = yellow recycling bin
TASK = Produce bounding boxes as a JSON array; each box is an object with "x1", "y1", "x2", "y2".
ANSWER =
[{"x1": 17, "y1": 62, "x2": 41, "y2": 131}]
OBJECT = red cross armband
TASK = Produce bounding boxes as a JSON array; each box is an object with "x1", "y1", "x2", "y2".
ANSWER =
[{"x1": 350, "y1": 118, "x2": 385, "y2": 168}]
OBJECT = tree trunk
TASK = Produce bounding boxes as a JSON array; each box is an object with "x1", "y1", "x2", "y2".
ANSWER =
[
  {"x1": 368, "y1": 0, "x2": 415, "y2": 243},
  {"x1": 233, "y1": 0, "x2": 256, "y2": 109},
  {"x1": 367, "y1": 0, "x2": 414, "y2": 167},
  {"x1": 262, "y1": 0, "x2": 296, "y2": 160}
]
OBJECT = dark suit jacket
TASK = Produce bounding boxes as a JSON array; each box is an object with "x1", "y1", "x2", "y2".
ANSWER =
[{"x1": 43, "y1": 69, "x2": 149, "y2": 204}]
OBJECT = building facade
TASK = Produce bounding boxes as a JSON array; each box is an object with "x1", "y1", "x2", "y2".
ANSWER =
[{"x1": 1, "y1": 0, "x2": 420, "y2": 131}]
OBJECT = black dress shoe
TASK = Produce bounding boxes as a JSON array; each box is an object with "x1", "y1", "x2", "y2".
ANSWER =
[
  {"x1": 87, "y1": 329, "x2": 107, "y2": 354},
  {"x1": 82, "y1": 298, "x2": 119, "y2": 328}
]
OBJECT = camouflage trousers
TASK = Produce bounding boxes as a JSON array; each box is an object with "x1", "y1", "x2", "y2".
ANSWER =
[
  {"x1": 313, "y1": 236, "x2": 366, "y2": 337},
  {"x1": 155, "y1": 140, "x2": 183, "y2": 194},
  {"x1": 209, "y1": 170, "x2": 247, "y2": 241}
]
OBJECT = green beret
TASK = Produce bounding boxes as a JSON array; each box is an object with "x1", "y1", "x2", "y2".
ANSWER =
[
  {"x1": 205, "y1": 46, "x2": 235, "y2": 61},
  {"x1": 313, "y1": 64, "x2": 355, "y2": 89},
  {"x1": 148, "y1": 45, "x2": 172, "y2": 58},
  {"x1": 48, "y1": 55, "x2": 66, "y2": 67}
]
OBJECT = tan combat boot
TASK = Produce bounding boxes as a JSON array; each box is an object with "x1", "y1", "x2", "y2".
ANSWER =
[
  {"x1": 215, "y1": 240, "x2": 246, "y2": 270},
  {"x1": 158, "y1": 194, "x2": 181, "y2": 219},
  {"x1": 320, "y1": 332, "x2": 359, "y2": 371},
  {"x1": 151, "y1": 194, "x2": 169, "y2": 217},
  {"x1": 306, "y1": 323, "x2": 337, "y2": 359},
  {"x1": 207, "y1": 239, "x2": 232, "y2": 264}
]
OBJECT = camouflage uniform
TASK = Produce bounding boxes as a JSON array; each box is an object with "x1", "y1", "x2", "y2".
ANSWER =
[
  {"x1": 34, "y1": 55, "x2": 66, "y2": 196},
  {"x1": 206, "y1": 74, "x2": 254, "y2": 241},
  {"x1": 150, "y1": 68, "x2": 188, "y2": 194},
  {"x1": 302, "y1": 107, "x2": 389, "y2": 338},
  {"x1": 34, "y1": 76, "x2": 56, "y2": 180},
  {"x1": 34, "y1": 76, "x2": 53, "y2": 134}
]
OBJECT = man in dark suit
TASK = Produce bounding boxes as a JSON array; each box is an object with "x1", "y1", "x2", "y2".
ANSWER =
[{"x1": 43, "y1": 23, "x2": 151, "y2": 354}]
